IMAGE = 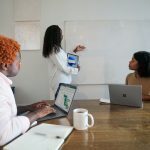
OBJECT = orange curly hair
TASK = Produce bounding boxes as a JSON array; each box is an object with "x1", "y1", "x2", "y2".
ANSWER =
[{"x1": 0, "y1": 35, "x2": 20, "y2": 64}]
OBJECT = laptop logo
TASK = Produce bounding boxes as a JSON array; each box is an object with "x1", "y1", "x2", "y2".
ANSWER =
[{"x1": 122, "y1": 93, "x2": 127, "y2": 97}]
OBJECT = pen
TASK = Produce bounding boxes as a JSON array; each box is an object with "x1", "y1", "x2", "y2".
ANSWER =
[{"x1": 34, "y1": 132, "x2": 47, "y2": 137}]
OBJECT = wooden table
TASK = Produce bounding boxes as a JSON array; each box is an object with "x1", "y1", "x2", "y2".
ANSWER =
[
  {"x1": 1, "y1": 100, "x2": 149, "y2": 150},
  {"x1": 44, "y1": 100, "x2": 150, "y2": 150}
]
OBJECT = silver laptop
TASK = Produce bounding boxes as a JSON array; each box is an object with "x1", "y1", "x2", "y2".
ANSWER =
[
  {"x1": 109, "y1": 84, "x2": 143, "y2": 108},
  {"x1": 37, "y1": 83, "x2": 77, "y2": 121}
]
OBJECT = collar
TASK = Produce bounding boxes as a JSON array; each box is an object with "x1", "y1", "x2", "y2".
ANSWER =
[{"x1": 0, "y1": 72, "x2": 12, "y2": 85}]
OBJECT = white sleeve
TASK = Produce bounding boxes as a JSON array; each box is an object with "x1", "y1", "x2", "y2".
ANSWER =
[
  {"x1": 50, "y1": 52, "x2": 78, "y2": 75},
  {"x1": 0, "y1": 98, "x2": 30, "y2": 146}
]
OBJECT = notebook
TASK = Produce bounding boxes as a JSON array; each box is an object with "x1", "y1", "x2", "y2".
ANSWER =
[
  {"x1": 37, "y1": 83, "x2": 77, "y2": 121},
  {"x1": 108, "y1": 84, "x2": 143, "y2": 108},
  {"x1": 3, "y1": 123, "x2": 74, "y2": 150},
  {"x1": 67, "y1": 53, "x2": 79, "y2": 68}
]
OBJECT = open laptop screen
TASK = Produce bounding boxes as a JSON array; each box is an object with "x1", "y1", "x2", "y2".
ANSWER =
[{"x1": 55, "y1": 83, "x2": 77, "y2": 113}]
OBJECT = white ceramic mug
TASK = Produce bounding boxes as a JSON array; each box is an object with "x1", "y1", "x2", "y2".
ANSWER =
[{"x1": 73, "y1": 108, "x2": 94, "y2": 130}]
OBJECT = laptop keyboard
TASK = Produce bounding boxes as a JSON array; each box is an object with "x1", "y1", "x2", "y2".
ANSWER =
[
  {"x1": 37, "y1": 104, "x2": 68, "y2": 121},
  {"x1": 47, "y1": 105, "x2": 65, "y2": 117}
]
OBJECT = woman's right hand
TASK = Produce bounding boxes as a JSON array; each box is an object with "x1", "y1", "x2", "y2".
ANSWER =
[
  {"x1": 36, "y1": 106, "x2": 56, "y2": 118},
  {"x1": 25, "y1": 106, "x2": 56, "y2": 124},
  {"x1": 73, "y1": 45, "x2": 86, "y2": 53}
]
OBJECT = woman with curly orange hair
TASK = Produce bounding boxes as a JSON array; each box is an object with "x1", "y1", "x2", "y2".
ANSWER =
[{"x1": 0, "y1": 35, "x2": 55, "y2": 146}]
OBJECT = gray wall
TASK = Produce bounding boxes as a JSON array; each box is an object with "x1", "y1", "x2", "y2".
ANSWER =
[{"x1": 0, "y1": 0, "x2": 150, "y2": 105}]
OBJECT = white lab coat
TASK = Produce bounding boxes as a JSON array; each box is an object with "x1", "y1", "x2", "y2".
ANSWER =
[{"x1": 48, "y1": 48, "x2": 78, "y2": 99}]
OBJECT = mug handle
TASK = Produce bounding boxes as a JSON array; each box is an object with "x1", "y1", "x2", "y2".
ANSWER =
[{"x1": 87, "y1": 113, "x2": 94, "y2": 128}]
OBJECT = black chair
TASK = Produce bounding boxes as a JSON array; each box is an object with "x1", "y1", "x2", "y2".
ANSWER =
[{"x1": 11, "y1": 86, "x2": 15, "y2": 94}]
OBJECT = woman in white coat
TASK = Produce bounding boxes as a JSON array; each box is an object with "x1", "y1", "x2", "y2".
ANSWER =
[{"x1": 42, "y1": 25, "x2": 85, "y2": 99}]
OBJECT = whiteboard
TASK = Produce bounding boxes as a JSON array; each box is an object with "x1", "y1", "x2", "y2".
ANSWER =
[
  {"x1": 15, "y1": 21, "x2": 40, "y2": 50},
  {"x1": 64, "y1": 20, "x2": 150, "y2": 84}
]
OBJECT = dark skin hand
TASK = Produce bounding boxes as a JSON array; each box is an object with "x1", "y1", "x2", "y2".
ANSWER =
[
  {"x1": 73, "y1": 45, "x2": 86, "y2": 53},
  {"x1": 25, "y1": 105, "x2": 55, "y2": 124},
  {"x1": 17, "y1": 101, "x2": 51, "y2": 115},
  {"x1": 17, "y1": 100, "x2": 55, "y2": 124},
  {"x1": 77, "y1": 64, "x2": 80, "y2": 71}
]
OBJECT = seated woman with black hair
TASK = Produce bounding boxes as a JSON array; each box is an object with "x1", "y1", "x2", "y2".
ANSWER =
[{"x1": 126, "y1": 51, "x2": 150, "y2": 101}]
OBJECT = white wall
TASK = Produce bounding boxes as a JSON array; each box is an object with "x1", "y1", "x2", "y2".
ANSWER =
[
  {"x1": 0, "y1": 0, "x2": 49, "y2": 105},
  {"x1": 41, "y1": 0, "x2": 150, "y2": 100},
  {"x1": 1, "y1": 0, "x2": 150, "y2": 104},
  {"x1": 0, "y1": 0, "x2": 13, "y2": 36}
]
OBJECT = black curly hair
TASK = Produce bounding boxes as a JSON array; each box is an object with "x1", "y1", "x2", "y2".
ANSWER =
[{"x1": 134, "y1": 51, "x2": 150, "y2": 77}]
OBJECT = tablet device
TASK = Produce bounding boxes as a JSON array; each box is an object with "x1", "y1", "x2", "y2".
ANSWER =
[{"x1": 67, "y1": 53, "x2": 79, "y2": 68}]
